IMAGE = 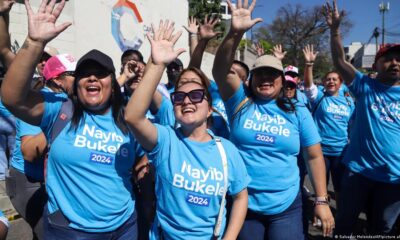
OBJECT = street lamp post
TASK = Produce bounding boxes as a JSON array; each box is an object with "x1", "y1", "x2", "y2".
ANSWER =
[{"x1": 379, "y1": 1, "x2": 390, "y2": 45}]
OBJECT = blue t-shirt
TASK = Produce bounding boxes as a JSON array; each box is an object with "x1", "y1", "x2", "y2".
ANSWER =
[
  {"x1": 311, "y1": 89, "x2": 355, "y2": 156},
  {"x1": 343, "y1": 71, "x2": 400, "y2": 183},
  {"x1": 209, "y1": 81, "x2": 230, "y2": 139},
  {"x1": 225, "y1": 85, "x2": 321, "y2": 215},
  {"x1": 0, "y1": 100, "x2": 13, "y2": 118},
  {"x1": 11, "y1": 88, "x2": 67, "y2": 180},
  {"x1": 41, "y1": 93, "x2": 143, "y2": 232},
  {"x1": 296, "y1": 90, "x2": 310, "y2": 109},
  {"x1": 148, "y1": 125, "x2": 249, "y2": 240}
]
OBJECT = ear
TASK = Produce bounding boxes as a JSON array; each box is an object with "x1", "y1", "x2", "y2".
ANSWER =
[{"x1": 207, "y1": 106, "x2": 213, "y2": 118}]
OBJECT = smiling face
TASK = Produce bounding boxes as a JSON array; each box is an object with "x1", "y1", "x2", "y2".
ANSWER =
[
  {"x1": 75, "y1": 61, "x2": 113, "y2": 114},
  {"x1": 323, "y1": 72, "x2": 342, "y2": 96},
  {"x1": 173, "y1": 71, "x2": 212, "y2": 129},
  {"x1": 251, "y1": 67, "x2": 283, "y2": 100},
  {"x1": 374, "y1": 51, "x2": 400, "y2": 85}
]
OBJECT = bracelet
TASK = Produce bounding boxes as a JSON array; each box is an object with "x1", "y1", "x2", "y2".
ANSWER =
[
  {"x1": 190, "y1": 33, "x2": 198, "y2": 38},
  {"x1": 314, "y1": 200, "x2": 329, "y2": 206},
  {"x1": 305, "y1": 62, "x2": 314, "y2": 66}
]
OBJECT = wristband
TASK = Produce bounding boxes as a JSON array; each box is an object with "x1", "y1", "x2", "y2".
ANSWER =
[
  {"x1": 305, "y1": 62, "x2": 314, "y2": 66},
  {"x1": 190, "y1": 33, "x2": 198, "y2": 38}
]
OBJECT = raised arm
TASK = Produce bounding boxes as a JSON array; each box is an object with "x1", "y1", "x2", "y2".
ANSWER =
[
  {"x1": 0, "y1": 0, "x2": 16, "y2": 68},
  {"x1": 183, "y1": 16, "x2": 199, "y2": 56},
  {"x1": 125, "y1": 20, "x2": 184, "y2": 151},
  {"x1": 323, "y1": 0, "x2": 356, "y2": 85},
  {"x1": 188, "y1": 15, "x2": 221, "y2": 69},
  {"x1": 272, "y1": 44, "x2": 287, "y2": 61},
  {"x1": 0, "y1": 0, "x2": 71, "y2": 125},
  {"x1": 212, "y1": 0, "x2": 262, "y2": 101},
  {"x1": 302, "y1": 44, "x2": 318, "y2": 89}
]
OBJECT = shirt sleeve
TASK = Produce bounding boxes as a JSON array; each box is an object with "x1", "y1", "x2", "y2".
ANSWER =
[
  {"x1": 153, "y1": 96, "x2": 176, "y2": 127},
  {"x1": 146, "y1": 124, "x2": 171, "y2": 167},
  {"x1": 348, "y1": 70, "x2": 366, "y2": 98},
  {"x1": 39, "y1": 91, "x2": 65, "y2": 140},
  {"x1": 304, "y1": 84, "x2": 319, "y2": 102},
  {"x1": 19, "y1": 120, "x2": 43, "y2": 137}
]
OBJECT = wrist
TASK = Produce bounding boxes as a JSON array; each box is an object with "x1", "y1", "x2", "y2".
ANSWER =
[
  {"x1": 314, "y1": 195, "x2": 330, "y2": 206},
  {"x1": 190, "y1": 32, "x2": 198, "y2": 38},
  {"x1": 305, "y1": 61, "x2": 314, "y2": 66}
]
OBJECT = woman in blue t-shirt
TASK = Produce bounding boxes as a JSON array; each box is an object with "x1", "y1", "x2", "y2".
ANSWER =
[
  {"x1": 125, "y1": 21, "x2": 249, "y2": 240},
  {"x1": 211, "y1": 1, "x2": 334, "y2": 239},
  {"x1": 1, "y1": 1, "x2": 143, "y2": 239},
  {"x1": 302, "y1": 44, "x2": 355, "y2": 205}
]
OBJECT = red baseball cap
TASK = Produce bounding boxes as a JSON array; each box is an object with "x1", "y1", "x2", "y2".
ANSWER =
[{"x1": 375, "y1": 43, "x2": 400, "y2": 63}]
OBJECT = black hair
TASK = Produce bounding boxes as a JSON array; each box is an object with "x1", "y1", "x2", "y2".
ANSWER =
[
  {"x1": 121, "y1": 49, "x2": 144, "y2": 63},
  {"x1": 70, "y1": 72, "x2": 129, "y2": 135},
  {"x1": 233, "y1": 60, "x2": 250, "y2": 79}
]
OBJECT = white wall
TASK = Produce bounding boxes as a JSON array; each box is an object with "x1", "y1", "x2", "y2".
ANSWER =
[{"x1": 9, "y1": 0, "x2": 189, "y2": 81}]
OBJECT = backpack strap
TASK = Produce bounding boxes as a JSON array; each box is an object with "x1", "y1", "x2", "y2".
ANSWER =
[
  {"x1": 231, "y1": 97, "x2": 250, "y2": 122},
  {"x1": 49, "y1": 98, "x2": 73, "y2": 145}
]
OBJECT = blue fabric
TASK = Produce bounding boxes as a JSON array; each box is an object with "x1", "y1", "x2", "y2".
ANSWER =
[
  {"x1": 343, "y1": 71, "x2": 400, "y2": 183},
  {"x1": 311, "y1": 88, "x2": 355, "y2": 156},
  {"x1": 225, "y1": 84, "x2": 321, "y2": 215},
  {"x1": 10, "y1": 88, "x2": 67, "y2": 180},
  {"x1": 152, "y1": 96, "x2": 176, "y2": 127},
  {"x1": 0, "y1": 100, "x2": 13, "y2": 118},
  {"x1": 0, "y1": 100, "x2": 16, "y2": 180},
  {"x1": 44, "y1": 208, "x2": 138, "y2": 240},
  {"x1": 148, "y1": 125, "x2": 249, "y2": 240},
  {"x1": 238, "y1": 191, "x2": 304, "y2": 240},
  {"x1": 40, "y1": 93, "x2": 143, "y2": 232},
  {"x1": 295, "y1": 90, "x2": 310, "y2": 109},
  {"x1": 209, "y1": 81, "x2": 230, "y2": 139}
]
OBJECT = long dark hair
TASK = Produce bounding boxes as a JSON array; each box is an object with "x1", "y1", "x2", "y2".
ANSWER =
[{"x1": 70, "y1": 73, "x2": 129, "y2": 135}]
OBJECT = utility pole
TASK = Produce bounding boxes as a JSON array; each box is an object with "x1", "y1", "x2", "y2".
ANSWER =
[
  {"x1": 379, "y1": 1, "x2": 390, "y2": 45},
  {"x1": 373, "y1": 27, "x2": 380, "y2": 53}
]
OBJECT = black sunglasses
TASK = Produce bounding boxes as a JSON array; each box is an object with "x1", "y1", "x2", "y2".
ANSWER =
[{"x1": 170, "y1": 89, "x2": 206, "y2": 105}]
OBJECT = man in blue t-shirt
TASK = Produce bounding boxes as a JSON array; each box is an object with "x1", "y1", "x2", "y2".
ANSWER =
[{"x1": 325, "y1": 1, "x2": 400, "y2": 235}]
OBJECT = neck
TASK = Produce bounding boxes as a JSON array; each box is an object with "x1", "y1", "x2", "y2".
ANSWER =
[{"x1": 377, "y1": 75, "x2": 400, "y2": 86}]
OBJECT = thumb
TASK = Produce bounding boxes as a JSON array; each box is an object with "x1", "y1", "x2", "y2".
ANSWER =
[
  {"x1": 55, "y1": 22, "x2": 72, "y2": 34},
  {"x1": 174, "y1": 48, "x2": 186, "y2": 57},
  {"x1": 251, "y1": 18, "x2": 263, "y2": 26},
  {"x1": 312, "y1": 216, "x2": 318, "y2": 226}
]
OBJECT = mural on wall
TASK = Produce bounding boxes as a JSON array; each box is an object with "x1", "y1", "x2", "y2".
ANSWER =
[{"x1": 111, "y1": 0, "x2": 144, "y2": 52}]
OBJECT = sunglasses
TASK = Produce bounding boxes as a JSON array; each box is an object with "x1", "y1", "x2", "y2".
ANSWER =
[
  {"x1": 170, "y1": 89, "x2": 206, "y2": 105},
  {"x1": 59, "y1": 71, "x2": 75, "y2": 78}
]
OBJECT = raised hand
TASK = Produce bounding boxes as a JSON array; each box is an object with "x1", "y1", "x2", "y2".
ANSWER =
[
  {"x1": 123, "y1": 60, "x2": 139, "y2": 79},
  {"x1": 253, "y1": 41, "x2": 265, "y2": 57},
  {"x1": 147, "y1": 20, "x2": 185, "y2": 66},
  {"x1": 227, "y1": 0, "x2": 262, "y2": 33},
  {"x1": 199, "y1": 15, "x2": 221, "y2": 40},
  {"x1": 0, "y1": 0, "x2": 15, "y2": 13},
  {"x1": 183, "y1": 16, "x2": 199, "y2": 35},
  {"x1": 323, "y1": 0, "x2": 344, "y2": 31},
  {"x1": 25, "y1": 0, "x2": 71, "y2": 43},
  {"x1": 303, "y1": 44, "x2": 318, "y2": 63},
  {"x1": 272, "y1": 44, "x2": 287, "y2": 61}
]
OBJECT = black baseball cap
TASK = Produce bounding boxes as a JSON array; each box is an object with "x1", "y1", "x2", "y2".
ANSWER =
[
  {"x1": 167, "y1": 58, "x2": 183, "y2": 69},
  {"x1": 75, "y1": 49, "x2": 116, "y2": 75}
]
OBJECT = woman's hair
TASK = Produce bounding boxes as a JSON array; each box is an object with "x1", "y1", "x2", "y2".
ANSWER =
[
  {"x1": 70, "y1": 73, "x2": 129, "y2": 135},
  {"x1": 174, "y1": 67, "x2": 213, "y2": 107},
  {"x1": 247, "y1": 72, "x2": 296, "y2": 113}
]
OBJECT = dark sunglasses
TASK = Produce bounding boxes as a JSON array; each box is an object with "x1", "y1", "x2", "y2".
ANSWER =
[
  {"x1": 59, "y1": 71, "x2": 75, "y2": 78},
  {"x1": 171, "y1": 89, "x2": 206, "y2": 105}
]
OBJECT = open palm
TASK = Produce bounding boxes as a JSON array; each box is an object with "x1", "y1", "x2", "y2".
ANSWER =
[
  {"x1": 323, "y1": 0, "x2": 343, "y2": 30},
  {"x1": 147, "y1": 20, "x2": 185, "y2": 65},
  {"x1": 303, "y1": 44, "x2": 318, "y2": 62},
  {"x1": 199, "y1": 15, "x2": 220, "y2": 40},
  {"x1": 25, "y1": 0, "x2": 71, "y2": 43},
  {"x1": 227, "y1": 0, "x2": 262, "y2": 33}
]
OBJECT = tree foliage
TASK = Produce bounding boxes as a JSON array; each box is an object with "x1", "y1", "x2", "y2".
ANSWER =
[
  {"x1": 188, "y1": 0, "x2": 222, "y2": 20},
  {"x1": 254, "y1": 3, "x2": 353, "y2": 78}
]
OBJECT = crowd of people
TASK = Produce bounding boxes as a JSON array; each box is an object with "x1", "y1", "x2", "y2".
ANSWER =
[{"x1": 0, "y1": 0, "x2": 399, "y2": 239}]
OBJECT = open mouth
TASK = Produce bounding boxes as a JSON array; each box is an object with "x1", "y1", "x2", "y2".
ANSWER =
[
  {"x1": 182, "y1": 106, "x2": 195, "y2": 114},
  {"x1": 86, "y1": 85, "x2": 101, "y2": 95}
]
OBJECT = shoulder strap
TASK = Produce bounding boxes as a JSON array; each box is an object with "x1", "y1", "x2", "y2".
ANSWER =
[
  {"x1": 213, "y1": 138, "x2": 228, "y2": 238},
  {"x1": 231, "y1": 97, "x2": 250, "y2": 121},
  {"x1": 49, "y1": 98, "x2": 73, "y2": 145},
  {"x1": 311, "y1": 93, "x2": 326, "y2": 117}
]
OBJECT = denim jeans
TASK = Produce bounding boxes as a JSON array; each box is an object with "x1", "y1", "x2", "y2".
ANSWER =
[
  {"x1": 238, "y1": 191, "x2": 305, "y2": 240},
  {"x1": 324, "y1": 155, "x2": 345, "y2": 192},
  {"x1": 335, "y1": 168, "x2": 400, "y2": 235},
  {"x1": 43, "y1": 207, "x2": 138, "y2": 240}
]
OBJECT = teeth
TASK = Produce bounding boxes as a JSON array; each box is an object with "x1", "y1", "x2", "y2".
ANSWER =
[{"x1": 182, "y1": 108, "x2": 194, "y2": 113}]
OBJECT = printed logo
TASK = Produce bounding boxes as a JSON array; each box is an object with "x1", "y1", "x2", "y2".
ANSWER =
[
  {"x1": 173, "y1": 161, "x2": 225, "y2": 197},
  {"x1": 73, "y1": 124, "x2": 129, "y2": 157},
  {"x1": 90, "y1": 152, "x2": 114, "y2": 165},
  {"x1": 243, "y1": 110, "x2": 291, "y2": 137},
  {"x1": 371, "y1": 97, "x2": 400, "y2": 123},
  {"x1": 186, "y1": 193, "x2": 210, "y2": 207},
  {"x1": 326, "y1": 103, "x2": 350, "y2": 117},
  {"x1": 255, "y1": 133, "x2": 275, "y2": 144}
]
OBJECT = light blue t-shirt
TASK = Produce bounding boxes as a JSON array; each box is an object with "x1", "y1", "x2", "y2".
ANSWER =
[
  {"x1": 343, "y1": 71, "x2": 400, "y2": 183},
  {"x1": 312, "y1": 89, "x2": 355, "y2": 156},
  {"x1": 225, "y1": 85, "x2": 321, "y2": 215},
  {"x1": 41, "y1": 93, "x2": 143, "y2": 232},
  {"x1": 11, "y1": 88, "x2": 67, "y2": 180},
  {"x1": 148, "y1": 125, "x2": 249, "y2": 240},
  {"x1": 209, "y1": 81, "x2": 230, "y2": 139},
  {"x1": 296, "y1": 90, "x2": 310, "y2": 109}
]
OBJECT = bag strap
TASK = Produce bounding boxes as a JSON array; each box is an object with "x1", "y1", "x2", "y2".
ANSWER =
[
  {"x1": 311, "y1": 93, "x2": 326, "y2": 117},
  {"x1": 231, "y1": 97, "x2": 250, "y2": 121},
  {"x1": 49, "y1": 98, "x2": 73, "y2": 145},
  {"x1": 213, "y1": 138, "x2": 228, "y2": 238}
]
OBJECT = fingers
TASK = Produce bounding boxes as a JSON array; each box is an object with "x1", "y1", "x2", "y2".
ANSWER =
[
  {"x1": 45, "y1": 0, "x2": 56, "y2": 15},
  {"x1": 52, "y1": 0, "x2": 66, "y2": 19},
  {"x1": 248, "y1": 0, "x2": 257, "y2": 12},
  {"x1": 243, "y1": 0, "x2": 249, "y2": 9},
  {"x1": 251, "y1": 17, "x2": 263, "y2": 26},
  {"x1": 174, "y1": 48, "x2": 186, "y2": 57},
  {"x1": 171, "y1": 30, "x2": 182, "y2": 44},
  {"x1": 38, "y1": 0, "x2": 47, "y2": 13},
  {"x1": 24, "y1": 0, "x2": 33, "y2": 16},
  {"x1": 151, "y1": 23, "x2": 159, "y2": 41},
  {"x1": 226, "y1": 0, "x2": 235, "y2": 11},
  {"x1": 55, "y1": 21, "x2": 72, "y2": 34},
  {"x1": 237, "y1": 0, "x2": 242, "y2": 9}
]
